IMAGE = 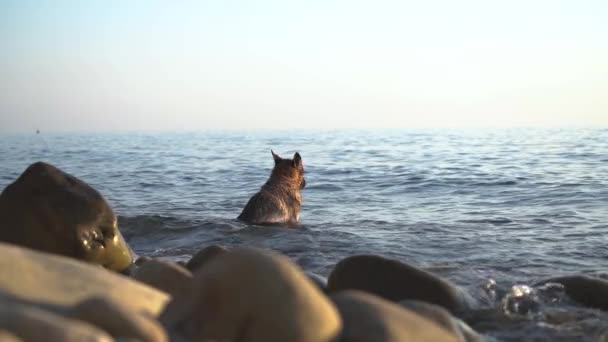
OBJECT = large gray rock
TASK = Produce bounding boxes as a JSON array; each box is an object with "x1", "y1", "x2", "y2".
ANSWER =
[
  {"x1": 328, "y1": 254, "x2": 469, "y2": 314},
  {"x1": 161, "y1": 247, "x2": 342, "y2": 342},
  {"x1": 306, "y1": 272, "x2": 328, "y2": 293},
  {"x1": 332, "y1": 290, "x2": 458, "y2": 342},
  {"x1": 0, "y1": 162, "x2": 133, "y2": 272},
  {"x1": 535, "y1": 275, "x2": 608, "y2": 310},
  {"x1": 0, "y1": 302, "x2": 113, "y2": 342},
  {"x1": 0, "y1": 330, "x2": 22, "y2": 342},
  {"x1": 0, "y1": 242, "x2": 168, "y2": 316},
  {"x1": 131, "y1": 259, "x2": 193, "y2": 298},
  {"x1": 70, "y1": 297, "x2": 168, "y2": 342},
  {"x1": 185, "y1": 245, "x2": 228, "y2": 272},
  {"x1": 399, "y1": 300, "x2": 481, "y2": 342}
]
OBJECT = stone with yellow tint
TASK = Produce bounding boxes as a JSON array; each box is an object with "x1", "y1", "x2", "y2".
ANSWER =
[
  {"x1": 0, "y1": 162, "x2": 133, "y2": 272},
  {"x1": 332, "y1": 290, "x2": 459, "y2": 342},
  {"x1": 0, "y1": 330, "x2": 22, "y2": 342},
  {"x1": 0, "y1": 302, "x2": 113, "y2": 342},
  {"x1": 184, "y1": 244, "x2": 228, "y2": 272},
  {"x1": 69, "y1": 296, "x2": 168, "y2": 342},
  {"x1": 0, "y1": 242, "x2": 168, "y2": 316},
  {"x1": 161, "y1": 247, "x2": 342, "y2": 342},
  {"x1": 132, "y1": 259, "x2": 193, "y2": 298}
]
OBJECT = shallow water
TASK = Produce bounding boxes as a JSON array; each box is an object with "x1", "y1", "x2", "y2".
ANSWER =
[{"x1": 1, "y1": 128, "x2": 607, "y2": 340}]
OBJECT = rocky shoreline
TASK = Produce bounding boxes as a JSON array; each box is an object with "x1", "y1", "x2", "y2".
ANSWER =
[{"x1": 0, "y1": 162, "x2": 606, "y2": 341}]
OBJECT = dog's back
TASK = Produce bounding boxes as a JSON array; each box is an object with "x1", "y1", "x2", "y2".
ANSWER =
[{"x1": 238, "y1": 151, "x2": 306, "y2": 225}]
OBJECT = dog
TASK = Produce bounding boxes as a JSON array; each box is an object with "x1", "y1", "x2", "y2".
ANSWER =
[{"x1": 238, "y1": 150, "x2": 306, "y2": 225}]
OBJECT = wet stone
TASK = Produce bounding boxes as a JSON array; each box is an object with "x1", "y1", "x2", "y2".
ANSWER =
[
  {"x1": 0, "y1": 302, "x2": 113, "y2": 342},
  {"x1": 131, "y1": 259, "x2": 193, "y2": 298},
  {"x1": 161, "y1": 247, "x2": 342, "y2": 342},
  {"x1": 185, "y1": 245, "x2": 228, "y2": 272},
  {"x1": 0, "y1": 162, "x2": 133, "y2": 272},
  {"x1": 332, "y1": 290, "x2": 459, "y2": 342},
  {"x1": 69, "y1": 296, "x2": 168, "y2": 342},
  {"x1": 327, "y1": 254, "x2": 469, "y2": 314}
]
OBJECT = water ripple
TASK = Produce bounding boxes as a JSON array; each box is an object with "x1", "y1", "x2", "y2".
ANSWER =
[{"x1": 1, "y1": 128, "x2": 607, "y2": 340}]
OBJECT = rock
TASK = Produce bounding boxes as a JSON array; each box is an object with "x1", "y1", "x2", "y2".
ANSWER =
[
  {"x1": 306, "y1": 272, "x2": 328, "y2": 293},
  {"x1": 399, "y1": 300, "x2": 481, "y2": 342},
  {"x1": 0, "y1": 330, "x2": 22, "y2": 342},
  {"x1": 185, "y1": 245, "x2": 228, "y2": 272},
  {"x1": 70, "y1": 297, "x2": 168, "y2": 342},
  {"x1": 161, "y1": 247, "x2": 342, "y2": 342},
  {"x1": 332, "y1": 290, "x2": 458, "y2": 342},
  {"x1": 599, "y1": 331, "x2": 608, "y2": 342},
  {"x1": 535, "y1": 275, "x2": 608, "y2": 310},
  {"x1": 327, "y1": 254, "x2": 468, "y2": 314},
  {"x1": 0, "y1": 162, "x2": 133, "y2": 272},
  {"x1": 0, "y1": 242, "x2": 169, "y2": 316},
  {"x1": 0, "y1": 302, "x2": 112, "y2": 342},
  {"x1": 135, "y1": 256, "x2": 153, "y2": 266},
  {"x1": 131, "y1": 259, "x2": 193, "y2": 298},
  {"x1": 543, "y1": 308, "x2": 579, "y2": 325}
]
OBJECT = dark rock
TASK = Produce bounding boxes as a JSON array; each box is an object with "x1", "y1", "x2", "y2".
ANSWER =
[
  {"x1": 306, "y1": 272, "x2": 328, "y2": 293},
  {"x1": 400, "y1": 300, "x2": 481, "y2": 342},
  {"x1": 535, "y1": 275, "x2": 608, "y2": 310},
  {"x1": 0, "y1": 162, "x2": 132, "y2": 272},
  {"x1": 185, "y1": 245, "x2": 228, "y2": 272},
  {"x1": 327, "y1": 254, "x2": 469, "y2": 314},
  {"x1": 131, "y1": 259, "x2": 193, "y2": 297},
  {"x1": 332, "y1": 290, "x2": 458, "y2": 342},
  {"x1": 135, "y1": 256, "x2": 153, "y2": 266}
]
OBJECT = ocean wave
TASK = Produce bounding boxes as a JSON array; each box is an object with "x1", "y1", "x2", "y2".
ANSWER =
[
  {"x1": 118, "y1": 214, "x2": 199, "y2": 238},
  {"x1": 473, "y1": 180, "x2": 518, "y2": 186},
  {"x1": 305, "y1": 183, "x2": 344, "y2": 191},
  {"x1": 458, "y1": 218, "x2": 513, "y2": 225}
]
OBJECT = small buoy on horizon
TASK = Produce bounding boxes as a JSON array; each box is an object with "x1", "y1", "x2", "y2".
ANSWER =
[{"x1": 36, "y1": 129, "x2": 40, "y2": 134}]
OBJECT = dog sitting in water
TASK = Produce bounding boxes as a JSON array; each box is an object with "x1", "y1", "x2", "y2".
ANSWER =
[{"x1": 238, "y1": 150, "x2": 306, "y2": 225}]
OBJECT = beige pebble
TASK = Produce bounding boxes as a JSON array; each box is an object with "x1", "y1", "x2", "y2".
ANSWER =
[
  {"x1": 0, "y1": 243, "x2": 169, "y2": 316},
  {"x1": 0, "y1": 330, "x2": 22, "y2": 342},
  {"x1": 185, "y1": 245, "x2": 228, "y2": 272},
  {"x1": 161, "y1": 247, "x2": 342, "y2": 342},
  {"x1": 132, "y1": 259, "x2": 193, "y2": 298},
  {"x1": 333, "y1": 290, "x2": 459, "y2": 342},
  {"x1": 0, "y1": 303, "x2": 112, "y2": 342},
  {"x1": 70, "y1": 296, "x2": 168, "y2": 342}
]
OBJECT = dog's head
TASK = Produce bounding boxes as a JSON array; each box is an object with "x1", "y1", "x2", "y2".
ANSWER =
[{"x1": 271, "y1": 150, "x2": 306, "y2": 189}]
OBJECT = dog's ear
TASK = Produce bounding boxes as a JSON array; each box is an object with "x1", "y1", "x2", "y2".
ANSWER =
[
  {"x1": 271, "y1": 150, "x2": 282, "y2": 164},
  {"x1": 292, "y1": 152, "x2": 302, "y2": 168}
]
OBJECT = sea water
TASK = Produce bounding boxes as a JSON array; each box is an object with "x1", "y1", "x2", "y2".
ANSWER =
[{"x1": 1, "y1": 128, "x2": 607, "y2": 340}]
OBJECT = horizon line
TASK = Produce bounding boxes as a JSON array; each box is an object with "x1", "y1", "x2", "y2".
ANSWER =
[{"x1": 1, "y1": 125, "x2": 606, "y2": 135}]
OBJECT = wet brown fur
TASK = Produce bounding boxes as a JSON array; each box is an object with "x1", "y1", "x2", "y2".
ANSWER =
[{"x1": 238, "y1": 151, "x2": 306, "y2": 225}]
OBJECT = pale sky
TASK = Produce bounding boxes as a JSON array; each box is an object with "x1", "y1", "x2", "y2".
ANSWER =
[{"x1": 1, "y1": 0, "x2": 607, "y2": 132}]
